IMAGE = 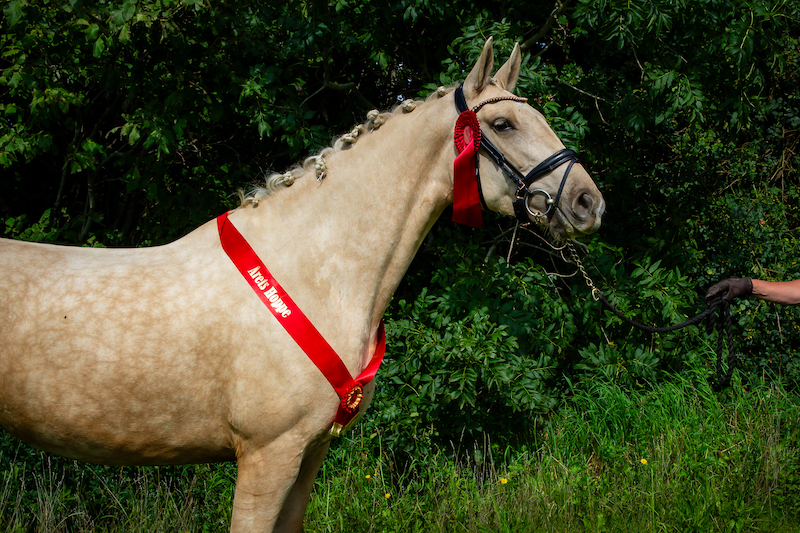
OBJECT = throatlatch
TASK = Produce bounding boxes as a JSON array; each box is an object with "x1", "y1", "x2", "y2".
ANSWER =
[{"x1": 452, "y1": 85, "x2": 580, "y2": 226}]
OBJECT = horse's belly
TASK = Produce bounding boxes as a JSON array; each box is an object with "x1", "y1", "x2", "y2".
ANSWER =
[{"x1": 0, "y1": 337, "x2": 236, "y2": 465}]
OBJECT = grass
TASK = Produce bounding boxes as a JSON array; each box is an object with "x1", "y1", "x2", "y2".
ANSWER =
[{"x1": 2, "y1": 369, "x2": 799, "y2": 532}]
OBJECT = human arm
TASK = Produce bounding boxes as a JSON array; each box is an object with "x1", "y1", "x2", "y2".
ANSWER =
[
  {"x1": 706, "y1": 277, "x2": 800, "y2": 305},
  {"x1": 751, "y1": 278, "x2": 800, "y2": 305}
]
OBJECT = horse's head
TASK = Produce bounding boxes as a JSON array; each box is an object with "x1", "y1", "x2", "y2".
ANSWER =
[{"x1": 456, "y1": 38, "x2": 604, "y2": 241}]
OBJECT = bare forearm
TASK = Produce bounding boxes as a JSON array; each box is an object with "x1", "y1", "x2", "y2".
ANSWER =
[{"x1": 751, "y1": 278, "x2": 800, "y2": 305}]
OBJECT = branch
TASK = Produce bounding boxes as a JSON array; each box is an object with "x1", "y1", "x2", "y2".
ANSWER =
[
  {"x1": 520, "y1": 0, "x2": 575, "y2": 53},
  {"x1": 55, "y1": 126, "x2": 81, "y2": 210},
  {"x1": 556, "y1": 78, "x2": 606, "y2": 102},
  {"x1": 323, "y1": 79, "x2": 355, "y2": 91},
  {"x1": 322, "y1": 48, "x2": 376, "y2": 110}
]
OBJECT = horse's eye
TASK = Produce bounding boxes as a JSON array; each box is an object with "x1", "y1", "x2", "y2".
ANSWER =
[{"x1": 492, "y1": 119, "x2": 514, "y2": 132}]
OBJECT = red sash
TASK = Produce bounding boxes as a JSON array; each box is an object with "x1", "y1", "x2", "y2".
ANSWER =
[{"x1": 217, "y1": 211, "x2": 386, "y2": 436}]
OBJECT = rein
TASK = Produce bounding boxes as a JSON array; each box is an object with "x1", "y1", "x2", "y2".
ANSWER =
[
  {"x1": 452, "y1": 85, "x2": 581, "y2": 227},
  {"x1": 566, "y1": 243, "x2": 736, "y2": 390},
  {"x1": 217, "y1": 212, "x2": 386, "y2": 437}
]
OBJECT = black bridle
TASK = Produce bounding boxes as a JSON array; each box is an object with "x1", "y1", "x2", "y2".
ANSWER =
[{"x1": 454, "y1": 85, "x2": 580, "y2": 224}]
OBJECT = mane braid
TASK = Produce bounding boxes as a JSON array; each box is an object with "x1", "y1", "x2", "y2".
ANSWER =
[{"x1": 240, "y1": 86, "x2": 457, "y2": 207}]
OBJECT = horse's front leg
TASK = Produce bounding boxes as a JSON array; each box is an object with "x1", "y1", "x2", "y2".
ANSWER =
[
  {"x1": 231, "y1": 438, "x2": 306, "y2": 533},
  {"x1": 274, "y1": 438, "x2": 331, "y2": 533}
]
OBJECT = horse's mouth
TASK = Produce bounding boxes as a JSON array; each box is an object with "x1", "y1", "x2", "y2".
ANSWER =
[
  {"x1": 522, "y1": 191, "x2": 603, "y2": 241},
  {"x1": 539, "y1": 201, "x2": 604, "y2": 242}
]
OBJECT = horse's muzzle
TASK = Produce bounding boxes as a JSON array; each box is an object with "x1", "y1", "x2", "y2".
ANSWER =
[{"x1": 562, "y1": 189, "x2": 605, "y2": 237}]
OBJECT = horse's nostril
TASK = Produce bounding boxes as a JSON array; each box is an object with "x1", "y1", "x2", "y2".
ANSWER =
[{"x1": 575, "y1": 192, "x2": 594, "y2": 218}]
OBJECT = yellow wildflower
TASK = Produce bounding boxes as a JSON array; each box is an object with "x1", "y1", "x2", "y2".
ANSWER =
[
  {"x1": 640, "y1": 458, "x2": 648, "y2": 465},
  {"x1": 500, "y1": 478, "x2": 508, "y2": 484}
]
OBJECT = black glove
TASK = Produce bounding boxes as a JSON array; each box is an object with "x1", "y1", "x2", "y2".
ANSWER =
[{"x1": 705, "y1": 277, "x2": 753, "y2": 304}]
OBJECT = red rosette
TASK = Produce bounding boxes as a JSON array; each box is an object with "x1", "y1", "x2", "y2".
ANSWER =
[
  {"x1": 341, "y1": 382, "x2": 364, "y2": 413},
  {"x1": 452, "y1": 110, "x2": 483, "y2": 228},
  {"x1": 454, "y1": 110, "x2": 481, "y2": 154}
]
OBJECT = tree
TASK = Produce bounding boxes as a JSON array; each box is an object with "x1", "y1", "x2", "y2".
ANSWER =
[{"x1": 0, "y1": 0, "x2": 561, "y2": 245}]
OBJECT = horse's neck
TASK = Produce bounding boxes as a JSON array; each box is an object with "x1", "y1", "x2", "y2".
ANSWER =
[{"x1": 228, "y1": 99, "x2": 456, "y2": 365}]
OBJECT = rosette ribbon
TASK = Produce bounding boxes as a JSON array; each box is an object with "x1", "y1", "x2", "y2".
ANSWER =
[{"x1": 452, "y1": 110, "x2": 483, "y2": 228}]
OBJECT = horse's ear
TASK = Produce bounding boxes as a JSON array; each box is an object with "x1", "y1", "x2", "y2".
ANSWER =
[
  {"x1": 495, "y1": 43, "x2": 521, "y2": 92},
  {"x1": 463, "y1": 37, "x2": 494, "y2": 99}
]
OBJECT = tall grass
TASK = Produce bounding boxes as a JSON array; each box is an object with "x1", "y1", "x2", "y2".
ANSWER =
[
  {"x1": 2, "y1": 370, "x2": 799, "y2": 532},
  {"x1": 309, "y1": 369, "x2": 800, "y2": 532},
  {"x1": 0, "y1": 455, "x2": 236, "y2": 532}
]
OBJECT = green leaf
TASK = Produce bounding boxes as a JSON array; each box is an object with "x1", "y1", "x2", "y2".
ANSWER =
[
  {"x1": 3, "y1": 0, "x2": 26, "y2": 26},
  {"x1": 93, "y1": 38, "x2": 106, "y2": 58}
]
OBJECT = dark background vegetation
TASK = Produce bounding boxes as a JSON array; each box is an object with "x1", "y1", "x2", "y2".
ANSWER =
[{"x1": 1, "y1": 0, "x2": 799, "y2": 526}]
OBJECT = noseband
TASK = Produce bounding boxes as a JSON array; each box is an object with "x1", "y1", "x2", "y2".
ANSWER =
[{"x1": 453, "y1": 85, "x2": 579, "y2": 225}]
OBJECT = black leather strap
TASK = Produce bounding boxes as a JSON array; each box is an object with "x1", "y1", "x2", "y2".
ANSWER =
[
  {"x1": 454, "y1": 85, "x2": 469, "y2": 113},
  {"x1": 453, "y1": 85, "x2": 580, "y2": 222}
]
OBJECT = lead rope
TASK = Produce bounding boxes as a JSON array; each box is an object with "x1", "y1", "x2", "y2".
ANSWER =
[{"x1": 566, "y1": 242, "x2": 736, "y2": 390}]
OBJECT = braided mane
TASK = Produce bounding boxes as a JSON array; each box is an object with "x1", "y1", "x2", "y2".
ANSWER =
[{"x1": 240, "y1": 86, "x2": 457, "y2": 206}]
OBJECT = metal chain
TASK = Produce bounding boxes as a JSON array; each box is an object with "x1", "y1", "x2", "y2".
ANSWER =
[{"x1": 566, "y1": 241, "x2": 601, "y2": 301}]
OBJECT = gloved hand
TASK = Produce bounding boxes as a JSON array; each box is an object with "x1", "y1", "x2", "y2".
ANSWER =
[{"x1": 705, "y1": 277, "x2": 753, "y2": 304}]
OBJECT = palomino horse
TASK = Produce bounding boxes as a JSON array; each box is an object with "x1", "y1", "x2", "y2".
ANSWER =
[{"x1": 0, "y1": 39, "x2": 603, "y2": 532}]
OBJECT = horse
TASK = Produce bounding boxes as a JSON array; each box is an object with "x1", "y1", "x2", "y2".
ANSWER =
[{"x1": 0, "y1": 38, "x2": 604, "y2": 532}]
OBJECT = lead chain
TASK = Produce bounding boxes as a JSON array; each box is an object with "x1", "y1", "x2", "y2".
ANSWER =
[{"x1": 566, "y1": 241, "x2": 601, "y2": 301}]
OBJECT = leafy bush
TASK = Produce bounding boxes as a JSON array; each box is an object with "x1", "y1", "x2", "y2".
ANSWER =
[
  {"x1": 369, "y1": 234, "x2": 568, "y2": 456},
  {"x1": 690, "y1": 186, "x2": 800, "y2": 383},
  {"x1": 1, "y1": 0, "x2": 799, "y2": 476}
]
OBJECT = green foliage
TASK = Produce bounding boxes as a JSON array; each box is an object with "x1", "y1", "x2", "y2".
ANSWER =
[
  {"x1": 1, "y1": 0, "x2": 799, "y2": 495},
  {"x1": 570, "y1": 239, "x2": 709, "y2": 386},
  {"x1": 370, "y1": 235, "x2": 566, "y2": 455},
  {"x1": 690, "y1": 185, "x2": 800, "y2": 381},
  {"x1": 572, "y1": 0, "x2": 798, "y2": 134},
  {"x1": 1, "y1": 0, "x2": 276, "y2": 244}
]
